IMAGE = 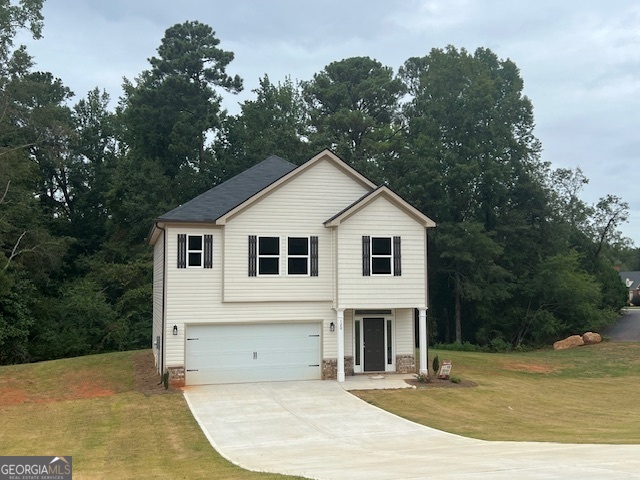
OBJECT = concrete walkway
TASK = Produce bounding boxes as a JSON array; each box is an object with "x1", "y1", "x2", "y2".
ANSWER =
[{"x1": 183, "y1": 380, "x2": 640, "y2": 479}]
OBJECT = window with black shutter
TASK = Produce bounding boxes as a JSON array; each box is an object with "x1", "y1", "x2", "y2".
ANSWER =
[
  {"x1": 362, "y1": 236, "x2": 370, "y2": 276},
  {"x1": 310, "y1": 236, "x2": 319, "y2": 277},
  {"x1": 248, "y1": 235, "x2": 257, "y2": 276},
  {"x1": 363, "y1": 236, "x2": 402, "y2": 276},
  {"x1": 178, "y1": 234, "x2": 213, "y2": 269},
  {"x1": 177, "y1": 234, "x2": 186, "y2": 269},
  {"x1": 393, "y1": 236, "x2": 401, "y2": 276},
  {"x1": 203, "y1": 234, "x2": 213, "y2": 268}
]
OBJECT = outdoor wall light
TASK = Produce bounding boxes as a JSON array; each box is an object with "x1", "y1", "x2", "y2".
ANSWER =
[
  {"x1": 330, "y1": 322, "x2": 335, "y2": 332},
  {"x1": 173, "y1": 325, "x2": 178, "y2": 336}
]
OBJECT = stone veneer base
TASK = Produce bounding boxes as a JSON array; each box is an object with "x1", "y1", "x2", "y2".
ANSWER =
[
  {"x1": 396, "y1": 354, "x2": 416, "y2": 374},
  {"x1": 167, "y1": 366, "x2": 185, "y2": 387},
  {"x1": 322, "y1": 357, "x2": 355, "y2": 379}
]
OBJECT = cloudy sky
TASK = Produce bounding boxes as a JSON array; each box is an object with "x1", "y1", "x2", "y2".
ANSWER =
[{"x1": 21, "y1": 0, "x2": 640, "y2": 245}]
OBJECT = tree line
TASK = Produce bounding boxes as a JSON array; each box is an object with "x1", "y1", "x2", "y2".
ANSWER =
[{"x1": 1, "y1": 4, "x2": 638, "y2": 364}]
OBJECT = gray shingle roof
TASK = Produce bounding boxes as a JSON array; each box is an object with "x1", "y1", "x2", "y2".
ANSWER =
[
  {"x1": 619, "y1": 271, "x2": 640, "y2": 290},
  {"x1": 157, "y1": 155, "x2": 297, "y2": 222}
]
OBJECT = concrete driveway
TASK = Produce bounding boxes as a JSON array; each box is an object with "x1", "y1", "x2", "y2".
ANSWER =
[
  {"x1": 184, "y1": 381, "x2": 640, "y2": 480},
  {"x1": 602, "y1": 308, "x2": 640, "y2": 341}
]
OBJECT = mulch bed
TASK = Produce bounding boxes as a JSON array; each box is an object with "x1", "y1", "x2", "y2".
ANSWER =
[
  {"x1": 132, "y1": 350, "x2": 179, "y2": 396},
  {"x1": 404, "y1": 377, "x2": 477, "y2": 389}
]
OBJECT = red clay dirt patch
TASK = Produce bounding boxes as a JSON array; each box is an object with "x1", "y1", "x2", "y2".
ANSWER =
[
  {"x1": 501, "y1": 363, "x2": 556, "y2": 374},
  {"x1": 0, "y1": 371, "x2": 118, "y2": 406},
  {"x1": 66, "y1": 381, "x2": 116, "y2": 400},
  {"x1": 0, "y1": 350, "x2": 176, "y2": 407},
  {"x1": 1, "y1": 387, "x2": 29, "y2": 406}
]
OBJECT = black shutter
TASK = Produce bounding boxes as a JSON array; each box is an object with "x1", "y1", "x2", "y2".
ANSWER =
[
  {"x1": 393, "y1": 236, "x2": 402, "y2": 276},
  {"x1": 248, "y1": 235, "x2": 257, "y2": 276},
  {"x1": 362, "y1": 236, "x2": 370, "y2": 276},
  {"x1": 204, "y1": 235, "x2": 213, "y2": 269},
  {"x1": 310, "y1": 236, "x2": 319, "y2": 277},
  {"x1": 177, "y1": 234, "x2": 186, "y2": 269}
]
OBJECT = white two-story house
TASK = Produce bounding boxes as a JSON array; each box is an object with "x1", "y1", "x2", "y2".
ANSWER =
[{"x1": 149, "y1": 149, "x2": 436, "y2": 386}]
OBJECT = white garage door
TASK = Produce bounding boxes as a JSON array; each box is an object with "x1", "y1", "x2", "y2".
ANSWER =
[{"x1": 185, "y1": 323, "x2": 321, "y2": 385}]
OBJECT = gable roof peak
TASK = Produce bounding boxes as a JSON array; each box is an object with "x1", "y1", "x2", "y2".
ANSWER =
[{"x1": 324, "y1": 185, "x2": 436, "y2": 228}]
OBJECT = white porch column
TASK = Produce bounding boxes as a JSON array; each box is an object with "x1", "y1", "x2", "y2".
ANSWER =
[
  {"x1": 418, "y1": 308, "x2": 428, "y2": 375},
  {"x1": 336, "y1": 309, "x2": 345, "y2": 382}
]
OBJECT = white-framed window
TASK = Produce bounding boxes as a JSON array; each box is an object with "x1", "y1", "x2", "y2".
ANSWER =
[
  {"x1": 362, "y1": 236, "x2": 401, "y2": 276},
  {"x1": 370, "y1": 236, "x2": 393, "y2": 275},
  {"x1": 178, "y1": 234, "x2": 212, "y2": 269},
  {"x1": 187, "y1": 235, "x2": 203, "y2": 268},
  {"x1": 287, "y1": 237, "x2": 310, "y2": 275},
  {"x1": 258, "y1": 236, "x2": 280, "y2": 275}
]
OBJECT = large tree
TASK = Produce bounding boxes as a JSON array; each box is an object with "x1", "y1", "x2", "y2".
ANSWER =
[
  {"x1": 397, "y1": 46, "x2": 546, "y2": 343},
  {"x1": 303, "y1": 56, "x2": 405, "y2": 177},
  {"x1": 112, "y1": 20, "x2": 243, "y2": 249},
  {"x1": 119, "y1": 20, "x2": 242, "y2": 181},
  {"x1": 215, "y1": 75, "x2": 313, "y2": 177},
  {"x1": 0, "y1": 0, "x2": 70, "y2": 363}
]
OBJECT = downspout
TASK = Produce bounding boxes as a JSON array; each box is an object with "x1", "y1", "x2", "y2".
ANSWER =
[
  {"x1": 425, "y1": 227, "x2": 430, "y2": 373},
  {"x1": 156, "y1": 222, "x2": 167, "y2": 379}
]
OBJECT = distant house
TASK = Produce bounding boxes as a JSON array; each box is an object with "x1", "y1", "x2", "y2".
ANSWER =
[
  {"x1": 149, "y1": 149, "x2": 436, "y2": 386},
  {"x1": 619, "y1": 271, "x2": 640, "y2": 305}
]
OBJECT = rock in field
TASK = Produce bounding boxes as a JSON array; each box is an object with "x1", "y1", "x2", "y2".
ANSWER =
[
  {"x1": 582, "y1": 332, "x2": 602, "y2": 345},
  {"x1": 553, "y1": 335, "x2": 585, "y2": 350}
]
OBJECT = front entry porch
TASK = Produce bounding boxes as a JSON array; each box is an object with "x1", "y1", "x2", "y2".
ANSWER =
[{"x1": 328, "y1": 307, "x2": 428, "y2": 382}]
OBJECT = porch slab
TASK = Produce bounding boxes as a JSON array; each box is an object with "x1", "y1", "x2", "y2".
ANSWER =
[{"x1": 341, "y1": 373, "x2": 415, "y2": 390}]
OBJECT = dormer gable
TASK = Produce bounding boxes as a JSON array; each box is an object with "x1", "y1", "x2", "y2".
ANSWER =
[{"x1": 324, "y1": 185, "x2": 436, "y2": 228}]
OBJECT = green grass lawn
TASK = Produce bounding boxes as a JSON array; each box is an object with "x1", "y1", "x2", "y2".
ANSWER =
[
  {"x1": 354, "y1": 342, "x2": 640, "y2": 444},
  {"x1": 2, "y1": 344, "x2": 639, "y2": 479},
  {"x1": 0, "y1": 351, "x2": 306, "y2": 480}
]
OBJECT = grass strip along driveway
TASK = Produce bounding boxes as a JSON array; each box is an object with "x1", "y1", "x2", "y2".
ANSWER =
[
  {"x1": 354, "y1": 342, "x2": 640, "y2": 444},
  {"x1": 0, "y1": 350, "x2": 306, "y2": 480}
]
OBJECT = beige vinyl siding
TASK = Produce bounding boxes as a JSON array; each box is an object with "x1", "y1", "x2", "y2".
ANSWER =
[
  {"x1": 319, "y1": 309, "x2": 353, "y2": 361},
  {"x1": 337, "y1": 196, "x2": 427, "y2": 309},
  {"x1": 163, "y1": 225, "x2": 336, "y2": 367},
  {"x1": 323, "y1": 316, "x2": 337, "y2": 359},
  {"x1": 152, "y1": 232, "x2": 165, "y2": 371},
  {"x1": 222, "y1": 159, "x2": 370, "y2": 303},
  {"x1": 395, "y1": 308, "x2": 415, "y2": 355}
]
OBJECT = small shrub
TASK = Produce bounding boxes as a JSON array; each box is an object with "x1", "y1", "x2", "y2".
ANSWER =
[
  {"x1": 414, "y1": 372, "x2": 430, "y2": 383},
  {"x1": 450, "y1": 376, "x2": 461, "y2": 384},
  {"x1": 489, "y1": 338, "x2": 512, "y2": 353},
  {"x1": 432, "y1": 354, "x2": 440, "y2": 375}
]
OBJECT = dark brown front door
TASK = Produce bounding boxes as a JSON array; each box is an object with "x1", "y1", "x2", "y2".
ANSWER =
[{"x1": 364, "y1": 318, "x2": 385, "y2": 371}]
